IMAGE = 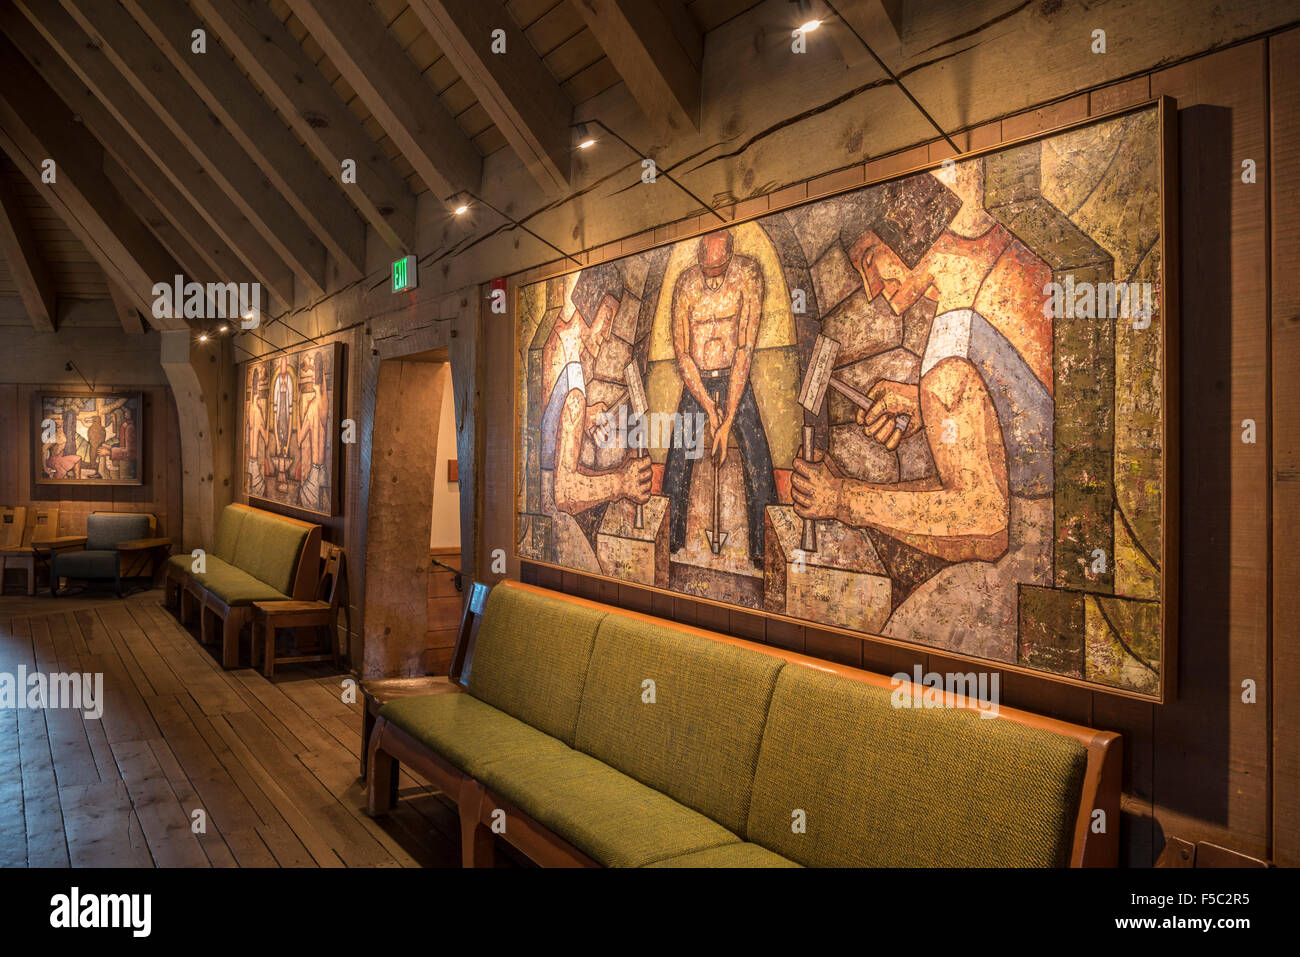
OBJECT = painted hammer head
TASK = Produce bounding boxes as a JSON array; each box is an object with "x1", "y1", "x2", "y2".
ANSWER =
[{"x1": 797, "y1": 334, "x2": 841, "y2": 415}]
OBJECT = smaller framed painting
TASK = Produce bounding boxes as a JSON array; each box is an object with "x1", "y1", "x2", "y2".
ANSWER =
[
  {"x1": 239, "y1": 340, "x2": 344, "y2": 517},
  {"x1": 33, "y1": 391, "x2": 144, "y2": 487}
]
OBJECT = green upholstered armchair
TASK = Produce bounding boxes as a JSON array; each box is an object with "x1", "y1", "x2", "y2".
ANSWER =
[{"x1": 49, "y1": 512, "x2": 152, "y2": 598}]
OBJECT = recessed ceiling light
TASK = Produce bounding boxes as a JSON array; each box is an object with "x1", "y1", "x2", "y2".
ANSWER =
[
  {"x1": 218, "y1": 324, "x2": 229, "y2": 333},
  {"x1": 198, "y1": 333, "x2": 209, "y2": 343},
  {"x1": 454, "y1": 203, "x2": 469, "y2": 215},
  {"x1": 800, "y1": 18, "x2": 821, "y2": 32},
  {"x1": 578, "y1": 138, "x2": 596, "y2": 149}
]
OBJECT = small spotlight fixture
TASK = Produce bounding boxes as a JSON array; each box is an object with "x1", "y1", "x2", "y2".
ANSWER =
[
  {"x1": 242, "y1": 309, "x2": 254, "y2": 321},
  {"x1": 218, "y1": 323, "x2": 229, "y2": 333},
  {"x1": 198, "y1": 332, "x2": 209, "y2": 343},
  {"x1": 454, "y1": 203, "x2": 469, "y2": 215},
  {"x1": 578, "y1": 137, "x2": 596, "y2": 149},
  {"x1": 799, "y1": 18, "x2": 821, "y2": 32}
]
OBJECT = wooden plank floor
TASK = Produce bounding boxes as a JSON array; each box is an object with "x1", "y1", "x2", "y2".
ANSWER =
[{"x1": 0, "y1": 589, "x2": 477, "y2": 868}]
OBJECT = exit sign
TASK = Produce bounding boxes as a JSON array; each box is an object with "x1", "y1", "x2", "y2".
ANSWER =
[{"x1": 392, "y1": 255, "x2": 417, "y2": 293}]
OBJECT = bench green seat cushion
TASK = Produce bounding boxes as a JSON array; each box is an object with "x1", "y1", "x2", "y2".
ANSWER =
[
  {"x1": 574, "y1": 614, "x2": 783, "y2": 835},
  {"x1": 746, "y1": 665, "x2": 1089, "y2": 867},
  {"x1": 231, "y1": 509, "x2": 309, "y2": 596},
  {"x1": 380, "y1": 690, "x2": 741, "y2": 868},
  {"x1": 379, "y1": 692, "x2": 570, "y2": 779},
  {"x1": 466, "y1": 585, "x2": 606, "y2": 745},
  {"x1": 187, "y1": 556, "x2": 288, "y2": 606},
  {"x1": 473, "y1": 742, "x2": 741, "y2": 868},
  {"x1": 643, "y1": 843, "x2": 799, "y2": 868}
]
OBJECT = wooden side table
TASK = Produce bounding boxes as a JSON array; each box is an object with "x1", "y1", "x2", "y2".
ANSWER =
[
  {"x1": 116, "y1": 537, "x2": 174, "y2": 585},
  {"x1": 251, "y1": 600, "x2": 340, "y2": 679}
]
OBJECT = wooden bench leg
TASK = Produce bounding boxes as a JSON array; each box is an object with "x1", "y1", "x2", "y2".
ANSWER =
[
  {"x1": 360, "y1": 701, "x2": 376, "y2": 781},
  {"x1": 180, "y1": 586, "x2": 195, "y2": 625},
  {"x1": 221, "y1": 609, "x2": 243, "y2": 668},
  {"x1": 458, "y1": 778, "x2": 494, "y2": 868},
  {"x1": 366, "y1": 725, "x2": 397, "y2": 817}
]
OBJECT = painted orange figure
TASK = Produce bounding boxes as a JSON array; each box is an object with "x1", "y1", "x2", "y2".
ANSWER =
[{"x1": 663, "y1": 230, "x2": 777, "y2": 562}]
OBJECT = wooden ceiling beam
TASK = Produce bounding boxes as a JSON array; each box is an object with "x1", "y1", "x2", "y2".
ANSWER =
[
  {"x1": 0, "y1": 35, "x2": 188, "y2": 330},
  {"x1": 0, "y1": 166, "x2": 57, "y2": 332},
  {"x1": 573, "y1": 0, "x2": 703, "y2": 135},
  {"x1": 830, "y1": 0, "x2": 905, "y2": 63},
  {"x1": 406, "y1": 0, "x2": 573, "y2": 192},
  {"x1": 3, "y1": 8, "x2": 262, "y2": 301},
  {"x1": 105, "y1": 274, "x2": 145, "y2": 334},
  {"x1": 281, "y1": 0, "x2": 482, "y2": 202},
  {"x1": 6, "y1": 1, "x2": 295, "y2": 308},
  {"x1": 56, "y1": 0, "x2": 328, "y2": 297},
  {"x1": 121, "y1": 0, "x2": 366, "y2": 280},
  {"x1": 102, "y1": 157, "x2": 220, "y2": 295},
  {"x1": 188, "y1": 0, "x2": 419, "y2": 255}
]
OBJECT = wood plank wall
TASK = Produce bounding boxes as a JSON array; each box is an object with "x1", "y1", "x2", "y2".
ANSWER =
[
  {"x1": 0, "y1": 383, "x2": 183, "y2": 548},
  {"x1": 483, "y1": 34, "x2": 1299, "y2": 867}
]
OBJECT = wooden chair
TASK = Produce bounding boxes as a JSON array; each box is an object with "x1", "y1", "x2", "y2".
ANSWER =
[
  {"x1": 251, "y1": 542, "x2": 352, "y2": 678},
  {"x1": 0, "y1": 506, "x2": 29, "y2": 594},
  {"x1": 0, "y1": 506, "x2": 62, "y2": 595}
]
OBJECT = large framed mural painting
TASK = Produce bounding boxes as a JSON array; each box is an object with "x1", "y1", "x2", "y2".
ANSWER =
[
  {"x1": 239, "y1": 341, "x2": 343, "y2": 517},
  {"x1": 33, "y1": 392, "x2": 144, "y2": 487},
  {"x1": 515, "y1": 99, "x2": 1177, "y2": 700}
]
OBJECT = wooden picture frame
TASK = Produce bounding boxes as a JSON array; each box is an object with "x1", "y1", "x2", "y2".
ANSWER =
[
  {"x1": 512, "y1": 97, "x2": 1178, "y2": 702},
  {"x1": 238, "y1": 340, "x2": 344, "y2": 518},
  {"x1": 32, "y1": 390, "x2": 144, "y2": 488}
]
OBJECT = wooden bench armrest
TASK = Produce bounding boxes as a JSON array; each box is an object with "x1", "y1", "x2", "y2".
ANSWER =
[
  {"x1": 33, "y1": 536, "x2": 87, "y2": 556},
  {"x1": 116, "y1": 536, "x2": 173, "y2": 550}
]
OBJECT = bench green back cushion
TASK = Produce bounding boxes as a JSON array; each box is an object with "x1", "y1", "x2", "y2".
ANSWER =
[
  {"x1": 467, "y1": 586, "x2": 606, "y2": 745},
  {"x1": 574, "y1": 614, "x2": 784, "y2": 836},
  {"x1": 231, "y1": 509, "x2": 309, "y2": 596},
  {"x1": 212, "y1": 506, "x2": 247, "y2": 563},
  {"x1": 746, "y1": 665, "x2": 1088, "y2": 867}
]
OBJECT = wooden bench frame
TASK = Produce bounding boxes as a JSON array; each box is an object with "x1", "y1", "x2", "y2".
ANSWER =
[
  {"x1": 366, "y1": 580, "x2": 1122, "y2": 869},
  {"x1": 165, "y1": 503, "x2": 321, "y2": 668}
]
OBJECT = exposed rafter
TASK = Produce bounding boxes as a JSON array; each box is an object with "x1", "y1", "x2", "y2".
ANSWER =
[
  {"x1": 0, "y1": 165, "x2": 57, "y2": 332},
  {"x1": 7, "y1": 1, "x2": 296, "y2": 308},
  {"x1": 281, "y1": 0, "x2": 482, "y2": 202},
  {"x1": 574, "y1": 0, "x2": 703, "y2": 135},
  {"x1": 188, "y1": 0, "x2": 419, "y2": 255},
  {"x1": 102, "y1": 157, "x2": 220, "y2": 292},
  {"x1": 0, "y1": 34, "x2": 188, "y2": 329},
  {"x1": 120, "y1": 0, "x2": 366, "y2": 280},
  {"x1": 405, "y1": 0, "x2": 573, "y2": 192},
  {"x1": 56, "y1": 0, "x2": 329, "y2": 297},
  {"x1": 105, "y1": 274, "x2": 145, "y2": 334}
]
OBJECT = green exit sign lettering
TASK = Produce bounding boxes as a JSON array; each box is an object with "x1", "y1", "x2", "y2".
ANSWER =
[{"x1": 392, "y1": 255, "x2": 417, "y2": 293}]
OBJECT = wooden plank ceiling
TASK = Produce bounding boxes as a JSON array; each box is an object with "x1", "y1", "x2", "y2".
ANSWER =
[{"x1": 0, "y1": 0, "x2": 765, "y2": 332}]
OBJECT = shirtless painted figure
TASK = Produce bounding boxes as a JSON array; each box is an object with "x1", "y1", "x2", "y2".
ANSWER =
[
  {"x1": 791, "y1": 159, "x2": 1053, "y2": 566},
  {"x1": 539, "y1": 263, "x2": 652, "y2": 571},
  {"x1": 663, "y1": 230, "x2": 777, "y2": 563}
]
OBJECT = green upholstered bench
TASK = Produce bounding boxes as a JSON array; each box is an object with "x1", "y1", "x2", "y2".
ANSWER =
[
  {"x1": 164, "y1": 503, "x2": 321, "y2": 668},
  {"x1": 366, "y1": 581, "x2": 1122, "y2": 869}
]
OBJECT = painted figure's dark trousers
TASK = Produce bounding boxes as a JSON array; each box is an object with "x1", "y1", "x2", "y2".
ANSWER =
[{"x1": 664, "y1": 372, "x2": 776, "y2": 561}]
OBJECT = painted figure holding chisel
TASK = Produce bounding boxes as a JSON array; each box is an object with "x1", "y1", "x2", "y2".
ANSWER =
[
  {"x1": 791, "y1": 158, "x2": 1054, "y2": 575},
  {"x1": 538, "y1": 263, "x2": 653, "y2": 572},
  {"x1": 663, "y1": 230, "x2": 777, "y2": 565}
]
